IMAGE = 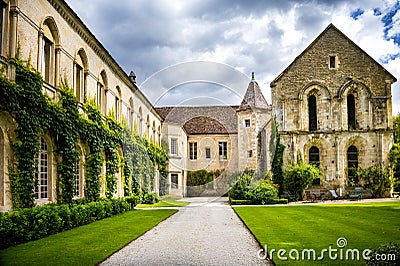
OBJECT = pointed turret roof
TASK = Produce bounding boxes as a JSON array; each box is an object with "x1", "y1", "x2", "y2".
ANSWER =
[{"x1": 238, "y1": 72, "x2": 270, "y2": 111}]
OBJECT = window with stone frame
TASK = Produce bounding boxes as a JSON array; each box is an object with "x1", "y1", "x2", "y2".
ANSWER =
[
  {"x1": 75, "y1": 64, "x2": 83, "y2": 102},
  {"x1": 245, "y1": 119, "x2": 250, "y2": 127},
  {"x1": 329, "y1": 56, "x2": 336, "y2": 69},
  {"x1": 347, "y1": 145, "x2": 359, "y2": 182},
  {"x1": 115, "y1": 96, "x2": 119, "y2": 120},
  {"x1": 74, "y1": 159, "x2": 81, "y2": 198},
  {"x1": 347, "y1": 94, "x2": 356, "y2": 130},
  {"x1": 308, "y1": 95, "x2": 317, "y2": 131},
  {"x1": 171, "y1": 173, "x2": 178, "y2": 189},
  {"x1": 36, "y1": 137, "x2": 49, "y2": 199},
  {"x1": 42, "y1": 36, "x2": 53, "y2": 83},
  {"x1": 97, "y1": 82, "x2": 103, "y2": 108},
  {"x1": 0, "y1": 1, "x2": 6, "y2": 55},
  {"x1": 189, "y1": 142, "x2": 197, "y2": 160},
  {"x1": 309, "y1": 146, "x2": 320, "y2": 185},
  {"x1": 219, "y1": 141, "x2": 227, "y2": 161},
  {"x1": 170, "y1": 138, "x2": 177, "y2": 155},
  {"x1": 205, "y1": 147, "x2": 211, "y2": 159}
]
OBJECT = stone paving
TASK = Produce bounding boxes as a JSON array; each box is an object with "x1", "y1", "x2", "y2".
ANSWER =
[{"x1": 101, "y1": 197, "x2": 270, "y2": 266}]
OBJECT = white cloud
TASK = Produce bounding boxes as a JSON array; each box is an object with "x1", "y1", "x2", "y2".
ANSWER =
[{"x1": 65, "y1": 0, "x2": 400, "y2": 114}]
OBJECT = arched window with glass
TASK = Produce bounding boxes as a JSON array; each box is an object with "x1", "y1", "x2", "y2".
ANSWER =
[
  {"x1": 309, "y1": 146, "x2": 320, "y2": 185},
  {"x1": 308, "y1": 95, "x2": 317, "y2": 131},
  {"x1": 347, "y1": 94, "x2": 356, "y2": 130},
  {"x1": 347, "y1": 145, "x2": 358, "y2": 181},
  {"x1": 36, "y1": 137, "x2": 49, "y2": 199}
]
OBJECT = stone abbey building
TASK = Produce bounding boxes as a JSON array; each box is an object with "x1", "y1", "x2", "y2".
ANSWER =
[{"x1": 0, "y1": 0, "x2": 396, "y2": 210}]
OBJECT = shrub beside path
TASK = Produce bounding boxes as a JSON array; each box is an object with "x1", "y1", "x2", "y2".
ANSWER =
[{"x1": 101, "y1": 197, "x2": 270, "y2": 265}]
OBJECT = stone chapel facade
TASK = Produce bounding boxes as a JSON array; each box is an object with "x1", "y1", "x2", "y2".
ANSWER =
[{"x1": 270, "y1": 24, "x2": 397, "y2": 191}]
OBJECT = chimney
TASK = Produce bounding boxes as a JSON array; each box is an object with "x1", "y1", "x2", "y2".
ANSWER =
[{"x1": 129, "y1": 70, "x2": 136, "y2": 84}]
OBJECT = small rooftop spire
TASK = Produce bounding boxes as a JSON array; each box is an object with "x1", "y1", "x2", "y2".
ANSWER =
[{"x1": 251, "y1": 72, "x2": 255, "y2": 81}]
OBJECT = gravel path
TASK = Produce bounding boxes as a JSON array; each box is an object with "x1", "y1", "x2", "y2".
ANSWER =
[{"x1": 101, "y1": 197, "x2": 270, "y2": 266}]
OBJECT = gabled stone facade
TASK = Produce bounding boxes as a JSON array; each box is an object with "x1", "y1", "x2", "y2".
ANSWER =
[{"x1": 270, "y1": 24, "x2": 396, "y2": 192}]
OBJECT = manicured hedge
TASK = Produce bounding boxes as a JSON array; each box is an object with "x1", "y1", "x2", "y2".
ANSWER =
[
  {"x1": 229, "y1": 198, "x2": 288, "y2": 205},
  {"x1": 0, "y1": 196, "x2": 139, "y2": 249}
]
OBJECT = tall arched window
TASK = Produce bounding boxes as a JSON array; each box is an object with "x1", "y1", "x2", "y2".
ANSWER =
[
  {"x1": 138, "y1": 107, "x2": 143, "y2": 135},
  {"x1": 36, "y1": 137, "x2": 49, "y2": 199},
  {"x1": 75, "y1": 49, "x2": 88, "y2": 103},
  {"x1": 115, "y1": 86, "x2": 121, "y2": 121},
  {"x1": 74, "y1": 159, "x2": 80, "y2": 198},
  {"x1": 0, "y1": 2, "x2": 6, "y2": 55},
  {"x1": 146, "y1": 115, "x2": 150, "y2": 138},
  {"x1": 129, "y1": 98, "x2": 134, "y2": 131},
  {"x1": 347, "y1": 145, "x2": 358, "y2": 180},
  {"x1": 309, "y1": 146, "x2": 320, "y2": 166},
  {"x1": 308, "y1": 95, "x2": 317, "y2": 131},
  {"x1": 40, "y1": 18, "x2": 60, "y2": 86},
  {"x1": 309, "y1": 146, "x2": 320, "y2": 185},
  {"x1": 347, "y1": 94, "x2": 356, "y2": 130}
]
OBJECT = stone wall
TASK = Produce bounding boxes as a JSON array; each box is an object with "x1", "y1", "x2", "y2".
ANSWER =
[{"x1": 271, "y1": 25, "x2": 396, "y2": 190}]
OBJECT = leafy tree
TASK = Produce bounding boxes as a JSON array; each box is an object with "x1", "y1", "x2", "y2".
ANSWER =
[
  {"x1": 351, "y1": 165, "x2": 393, "y2": 197},
  {"x1": 270, "y1": 116, "x2": 285, "y2": 195},
  {"x1": 283, "y1": 161, "x2": 320, "y2": 200},
  {"x1": 393, "y1": 113, "x2": 400, "y2": 144}
]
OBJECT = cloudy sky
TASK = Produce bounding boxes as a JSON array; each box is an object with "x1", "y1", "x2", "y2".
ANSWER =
[{"x1": 65, "y1": 0, "x2": 400, "y2": 114}]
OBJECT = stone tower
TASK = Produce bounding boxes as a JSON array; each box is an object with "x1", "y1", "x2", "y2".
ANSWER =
[{"x1": 237, "y1": 73, "x2": 271, "y2": 171}]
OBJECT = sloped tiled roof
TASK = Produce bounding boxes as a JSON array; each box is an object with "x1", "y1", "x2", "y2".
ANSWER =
[
  {"x1": 238, "y1": 79, "x2": 270, "y2": 111},
  {"x1": 155, "y1": 106, "x2": 239, "y2": 134}
]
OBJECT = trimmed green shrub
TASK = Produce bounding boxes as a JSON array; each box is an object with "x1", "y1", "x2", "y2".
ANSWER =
[
  {"x1": 283, "y1": 161, "x2": 321, "y2": 200},
  {"x1": 142, "y1": 192, "x2": 160, "y2": 204},
  {"x1": 248, "y1": 182, "x2": 279, "y2": 205},
  {"x1": 229, "y1": 173, "x2": 284, "y2": 205},
  {"x1": 229, "y1": 199, "x2": 253, "y2": 205},
  {"x1": 0, "y1": 196, "x2": 139, "y2": 249},
  {"x1": 229, "y1": 173, "x2": 253, "y2": 200}
]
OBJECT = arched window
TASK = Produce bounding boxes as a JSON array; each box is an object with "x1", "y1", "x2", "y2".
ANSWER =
[
  {"x1": 308, "y1": 95, "x2": 317, "y2": 131},
  {"x1": 138, "y1": 107, "x2": 143, "y2": 135},
  {"x1": 309, "y1": 146, "x2": 320, "y2": 185},
  {"x1": 347, "y1": 145, "x2": 358, "y2": 180},
  {"x1": 74, "y1": 159, "x2": 80, "y2": 198},
  {"x1": 152, "y1": 121, "x2": 156, "y2": 143},
  {"x1": 309, "y1": 146, "x2": 320, "y2": 166},
  {"x1": 36, "y1": 137, "x2": 49, "y2": 199},
  {"x1": 146, "y1": 115, "x2": 150, "y2": 138},
  {"x1": 75, "y1": 49, "x2": 88, "y2": 103},
  {"x1": 97, "y1": 71, "x2": 107, "y2": 114},
  {"x1": 115, "y1": 86, "x2": 121, "y2": 121},
  {"x1": 0, "y1": 1, "x2": 7, "y2": 56},
  {"x1": 347, "y1": 94, "x2": 356, "y2": 130},
  {"x1": 40, "y1": 18, "x2": 60, "y2": 86},
  {"x1": 128, "y1": 98, "x2": 134, "y2": 131}
]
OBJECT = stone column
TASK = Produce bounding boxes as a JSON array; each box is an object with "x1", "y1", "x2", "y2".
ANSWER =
[
  {"x1": 9, "y1": 7, "x2": 19, "y2": 58},
  {"x1": 37, "y1": 30, "x2": 44, "y2": 73},
  {"x1": 54, "y1": 45, "x2": 61, "y2": 88}
]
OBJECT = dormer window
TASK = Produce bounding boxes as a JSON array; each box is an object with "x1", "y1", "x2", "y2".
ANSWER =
[{"x1": 329, "y1": 55, "x2": 338, "y2": 69}]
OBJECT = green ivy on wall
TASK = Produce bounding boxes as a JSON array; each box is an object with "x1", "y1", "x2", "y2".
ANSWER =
[{"x1": 0, "y1": 58, "x2": 168, "y2": 209}]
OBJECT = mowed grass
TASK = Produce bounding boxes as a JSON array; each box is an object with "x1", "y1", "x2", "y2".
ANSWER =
[
  {"x1": 137, "y1": 197, "x2": 189, "y2": 208},
  {"x1": 234, "y1": 201, "x2": 400, "y2": 265},
  {"x1": 0, "y1": 209, "x2": 177, "y2": 266}
]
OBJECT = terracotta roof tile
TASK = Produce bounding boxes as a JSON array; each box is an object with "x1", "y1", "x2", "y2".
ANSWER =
[{"x1": 155, "y1": 106, "x2": 238, "y2": 134}]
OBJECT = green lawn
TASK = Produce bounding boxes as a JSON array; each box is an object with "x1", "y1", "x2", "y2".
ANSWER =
[
  {"x1": 0, "y1": 209, "x2": 176, "y2": 266},
  {"x1": 234, "y1": 201, "x2": 400, "y2": 265},
  {"x1": 137, "y1": 197, "x2": 189, "y2": 208}
]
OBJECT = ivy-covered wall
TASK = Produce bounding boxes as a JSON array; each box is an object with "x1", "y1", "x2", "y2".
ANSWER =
[{"x1": 0, "y1": 58, "x2": 168, "y2": 209}]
